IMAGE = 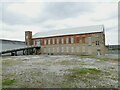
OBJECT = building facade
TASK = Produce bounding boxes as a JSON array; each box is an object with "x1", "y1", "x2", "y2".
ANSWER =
[{"x1": 25, "y1": 25, "x2": 108, "y2": 55}]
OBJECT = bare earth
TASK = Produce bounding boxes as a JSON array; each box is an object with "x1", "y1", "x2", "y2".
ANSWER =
[{"x1": 2, "y1": 55, "x2": 118, "y2": 88}]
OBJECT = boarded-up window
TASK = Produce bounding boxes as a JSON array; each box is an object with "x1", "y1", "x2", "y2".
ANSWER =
[
  {"x1": 57, "y1": 38, "x2": 59, "y2": 44},
  {"x1": 76, "y1": 37, "x2": 79, "y2": 43},
  {"x1": 61, "y1": 47, "x2": 64, "y2": 52},
  {"x1": 66, "y1": 47, "x2": 69, "y2": 52},
  {"x1": 88, "y1": 37, "x2": 92, "y2": 46},
  {"x1": 48, "y1": 48, "x2": 50, "y2": 53},
  {"x1": 61, "y1": 38, "x2": 64, "y2": 44},
  {"x1": 52, "y1": 38, "x2": 55, "y2": 44},
  {"x1": 82, "y1": 37, "x2": 85, "y2": 43},
  {"x1": 48, "y1": 39, "x2": 50, "y2": 45},
  {"x1": 53, "y1": 48, "x2": 54, "y2": 53},
  {"x1": 44, "y1": 39, "x2": 46, "y2": 45},
  {"x1": 57, "y1": 47, "x2": 59, "y2": 52},
  {"x1": 44, "y1": 48, "x2": 46, "y2": 53},
  {"x1": 71, "y1": 47, "x2": 74, "y2": 53},
  {"x1": 76, "y1": 46, "x2": 79, "y2": 52},
  {"x1": 71, "y1": 37, "x2": 74, "y2": 43},
  {"x1": 66, "y1": 37, "x2": 69, "y2": 44},
  {"x1": 96, "y1": 34, "x2": 100, "y2": 38}
]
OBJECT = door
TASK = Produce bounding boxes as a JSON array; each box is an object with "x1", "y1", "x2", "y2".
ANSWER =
[
  {"x1": 36, "y1": 40, "x2": 40, "y2": 46},
  {"x1": 97, "y1": 49, "x2": 101, "y2": 56}
]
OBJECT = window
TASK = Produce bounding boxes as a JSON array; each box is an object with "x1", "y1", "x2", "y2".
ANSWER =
[
  {"x1": 57, "y1": 47, "x2": 59, "y2": 52},
  {"x1": 82, "y1": 37, "x2": 85, "y2": 43},
  {"x1": 76, "y1": 46, "x2": 79, "y2": 52},
  {"x1": 52, "y1": 38, "x2": 55, "y2": 44},
  {"x1": 61, "y1": 47, "x2": 64, "y2": 52},
  {"x1": 96, "y1": 41, "x2": 99, "y2": 46},
  {"x1": 44, "y1": 48, "x2": 46, "y2": 53},
  {"x1": 71, "y1": 37, "x2": 74, "y2": 43},
  {"x1": 48, "y1": 48, "x2": 50, "y2": 53},
  {"x1": 71, "y1": 47, "x2": 74, "y2": 53},
  {"x1": 44, "y1": 39, "x2": 46, "y2": 45},
  {"x1": 57, "y1": 38, "x2": 59, "y2": 44},
  {"x1": 61, "y1": 38, "x2": 64, "y2": 44},
  {"x1": 96, "y1": 34, "x2": 100, "y2": 38},
  {"x1": 66, "y1": 37, "x2": 69, "y2": 44},
  {"x1": 53, "y1": 48, "x2": 54, "y2": 53},
  {"x1": 36, "y1": 40, "x2": 40, "y2": 46},
  {"x1": 76, "y1": 37, "x2": 79, "y2": 43},
  {"x1": 66, "y1": 47, "x2": 69, "y2": 52},
  {"x1": 48, "y1": 39, "x2": 50, "y2": 45},
  {"x1": 88, "y1": 37, "x2": 92, "y2": 46}
]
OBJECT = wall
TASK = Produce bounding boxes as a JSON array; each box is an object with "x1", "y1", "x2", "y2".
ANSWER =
[{"x1": 32, "y1": 32, "x2": 107, "y2": 56}]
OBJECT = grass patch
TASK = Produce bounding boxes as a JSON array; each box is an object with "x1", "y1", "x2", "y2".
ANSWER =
[
  {"x1": 80, "y1": 56, "x2": 119, "y2": 62},
  {"x1": 2, "y1": 79, "x2": 15, "y2": 86},
  {"x1": 68, "y1": 68, "x2": 101, "y2": 74},
  {"x1": 65, "y1": 68, "x2": 101, "y2": 81},
  {"x1": 56, "y1": 60, "x2": 86, "y2": 65},
  {"x1": 2, "y1": 59, "x2": 23, "y2": 66}
]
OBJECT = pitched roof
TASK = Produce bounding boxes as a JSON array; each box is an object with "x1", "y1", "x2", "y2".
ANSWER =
[{"x1": 32, "y1": 25, "x2": 104, "y2": 38}]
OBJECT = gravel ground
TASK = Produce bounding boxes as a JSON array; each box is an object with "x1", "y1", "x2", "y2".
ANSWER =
[{"x1": 2, "y1": 55, "x2": 119, "y2": 88}]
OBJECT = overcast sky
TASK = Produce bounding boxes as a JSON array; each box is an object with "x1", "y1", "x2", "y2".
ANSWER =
[{"x1": 0, "y1": 0, "x2": 119, "y2": 45}]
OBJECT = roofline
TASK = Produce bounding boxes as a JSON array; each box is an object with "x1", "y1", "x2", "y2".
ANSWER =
[
  {"x1": 0, "y1": 39, "x2": 25, "y2": 43},
  {"x1": 32, "y1": 31, "x2": 103, "y2": 39}
]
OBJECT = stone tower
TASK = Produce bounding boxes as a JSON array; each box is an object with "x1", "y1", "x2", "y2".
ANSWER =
[{"x1": 25, "y1": 31, "x2": 32, "y2": 46}]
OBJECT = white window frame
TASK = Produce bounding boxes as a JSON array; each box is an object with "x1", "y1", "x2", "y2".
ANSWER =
[
  {"x1": 71, "y1": 37, "x2": 74, "y2": 44},
  {"x1": 57, "y1": 38, "x2": 59, "y2": 44},
  {"x1": 48, "y1": 48, "x2": 50, "y2": 53},
  {"x1": 61, "y1": 47, "x2": 64, "y2": 52},
  {"x1": 66, "y1": 37, "x2": 69, "y2": 44},
  {"x1": 71, "y1": 47, "x2": 74, "y2": 53},
  {"x1": 66, "y1": 47, "x2": 69, "y2": 52},
  {"x1": 44, "y1": 39, "x2": 46, "y2": 45},
  {"x1": 52, "y1": 38, "x2": 55, "y2": 44},
  {"x1": 44, "y1": 48, "x2": 46, "y2": 53},
  {"x1": 48, "y1": 39, "x2": 50, "y2": 45},
  {"x1": 61, "y1": 38, "x2": 64, "y2": 44},
  {"x1": 53, "y1": 48, "x2": 54, "y2": 53},
  {"x1": 57, "y1": 47, "x2": 59, "y2": 52},
  {"x1": 88, "y1": 37, "x2": 92, "y2": 46},
  {"x1": 76, "y1": 46, "x2": 79, "y2": 52},
  {"x1": 96, "y1": 34, "x2": 100, "y2": 38}
]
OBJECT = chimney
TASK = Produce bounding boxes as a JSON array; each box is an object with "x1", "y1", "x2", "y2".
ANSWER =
[{"x1": 25, "y1": 31, "x2": 32, "y2": 46}]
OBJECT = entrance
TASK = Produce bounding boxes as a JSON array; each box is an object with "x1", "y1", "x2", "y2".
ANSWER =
[
  {"x1": 97, "y1": 49, "x2": 101, "y2": 56},
  {"x1": 36, "y1": 40, "x2": 40, "y2": 47}
]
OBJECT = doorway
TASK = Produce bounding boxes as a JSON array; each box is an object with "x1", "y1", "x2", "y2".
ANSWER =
[
  {"x1": 97, "y1": 49, "x2": 101, "y2": 56},
  {"x1": 36, "y1": 40, "x2": 40, "y2": 47}
]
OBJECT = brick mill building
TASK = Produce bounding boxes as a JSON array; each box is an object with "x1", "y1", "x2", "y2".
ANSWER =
[{"x1": 25, "y1": 25, "x2": 108, "y2": 56}]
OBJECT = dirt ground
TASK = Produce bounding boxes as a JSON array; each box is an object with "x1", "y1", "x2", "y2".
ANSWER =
[{"x1": 2, "y1": 55, "x2": 119, "y2": 88}]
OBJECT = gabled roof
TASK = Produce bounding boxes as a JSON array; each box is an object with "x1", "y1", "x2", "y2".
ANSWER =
[{"x1": 32, "y1": 25, "x2": 104, "y2": 38}]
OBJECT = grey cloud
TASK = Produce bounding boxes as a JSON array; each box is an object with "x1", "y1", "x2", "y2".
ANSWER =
[
  {"x1": 34, "y1": 2, "x2": 94, "y2": 23},
  {"x1": 1, "y1": 2, "x2": 94, "y2": 25},
  {"x1": 91, "y1": 13, "x2": 117, "y2": 21}
]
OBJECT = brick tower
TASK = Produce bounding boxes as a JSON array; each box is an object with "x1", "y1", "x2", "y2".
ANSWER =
[{"x1": 25, "y1": 31, "x2": 32, "y2": 46}]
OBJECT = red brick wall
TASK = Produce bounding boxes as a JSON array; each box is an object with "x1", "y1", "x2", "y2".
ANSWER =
[{"x1": 32, "y1": 32, "x2": 101, "y2": 46}]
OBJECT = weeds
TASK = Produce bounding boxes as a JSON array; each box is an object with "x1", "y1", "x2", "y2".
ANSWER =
[
  {"x1": 2, "y1": 79, "x2": 15, "y2": 86},
  {"x1": 65, "y1": 68, "x2": 101, "y2": 81}
]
